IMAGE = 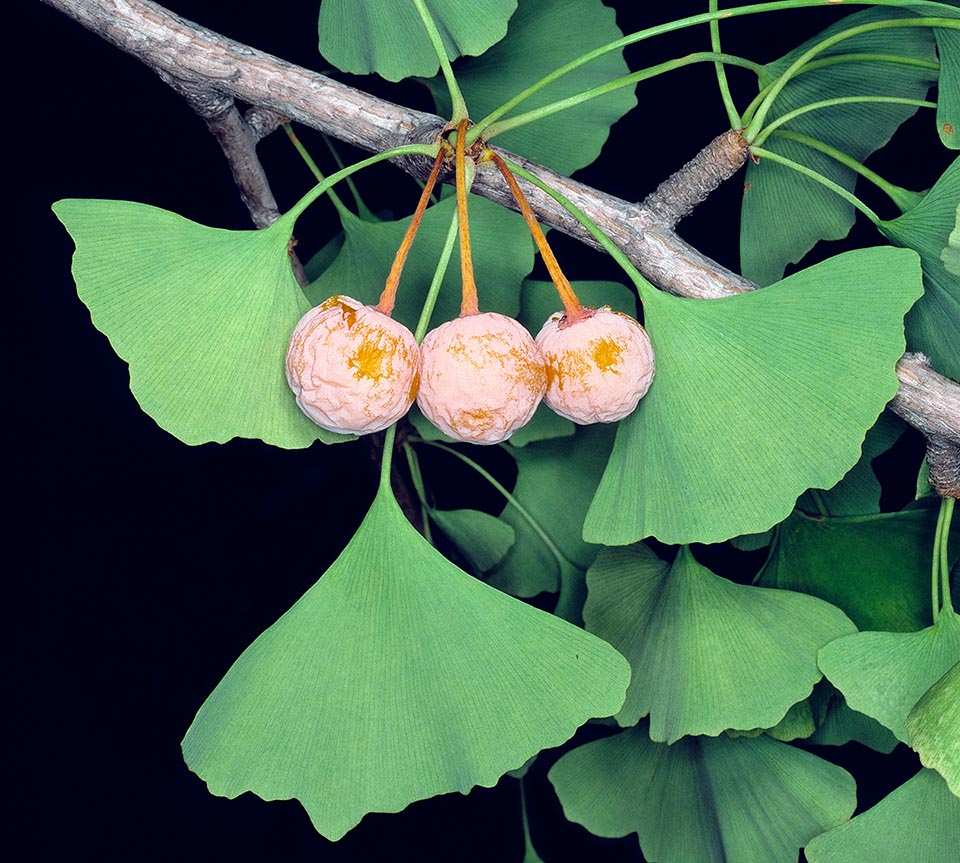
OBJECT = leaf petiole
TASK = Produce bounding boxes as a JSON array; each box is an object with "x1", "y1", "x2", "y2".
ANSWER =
[
  {"x1": 711, "y1": 0, "x2": 743, "y2": 129},
  {"x1": 935, "y1": 496, "x2": 956, "y2": 618},
  {"x1": 413, "y1": 207, "x2": 460, "y2": 342},
  {"x1": 747, "y1": 145, "x2": 880, "y2": 224},
  {"x1": 412, "y1": 0, "x2": 469, "y2": 123},
  {"x1": 283, "y1": 124, "x2": 352, "y2": 220}
]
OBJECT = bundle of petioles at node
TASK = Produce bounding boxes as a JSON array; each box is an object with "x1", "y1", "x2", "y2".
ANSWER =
[{"x1": 284, "y1": 120, "x2": 655, "y2": 445}]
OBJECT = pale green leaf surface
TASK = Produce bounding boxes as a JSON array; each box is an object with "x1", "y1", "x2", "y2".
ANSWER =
[
  {"x1": 934, "y1": 25, "x2": 960, "y2": 148},
  {"x1": 726, "y1": 698, "x2": 816, "y2": 742},
  {"x1": 305, "y1": 197, "x2": 533, "y2": 334},
  {"x1": 549, "y1": 726, "x2": 856, "y2": 863},
  {"x1": 427, "y1": 0, "x2": 635, "y2": 174},
  {"x1": 428, "y1": 506, "x2": 515, "y2": 572},
  {"x1": 818, "y1": 608, "x2": 960, "y2": 742},
  {"x1": 879, "y1": 158, "x2": 960, "y2": 380},
  {"x1": 488, "y1": 423, "x2": 615, "y2": 598},
  {"x1": 805, "y1": 768, "x2": 960, "y2": 862},
  {"x1": 943, "y1": 205, "x2": 960, "y2": 272},
  {"x1": 742, "y1": 8, "x2": 937, "y2": 285},
  {"x1": 796, "y1": 411, "x2": 905, "y2": 516},
  {"x1": 317, "y1": 0, "x2": 516, "y2": 81},
  {"x1": 906, "y1": 660, "x2": 960, "y2": 796},
  {"x1": 182, "y1": 486, "x2": 630, "y2": 840},
  {"x1": 583, "y1": 545, "x2": 856, "y2": 742},
  {"x1": 53, "y1": 199, "x2": 349, "y2": 448},
  {"x1": 757, "y1": 506, "x2": 955, "y2": 633},
  {"x1": 584, "y1": 248, "x2": 923, "y2": 545}
]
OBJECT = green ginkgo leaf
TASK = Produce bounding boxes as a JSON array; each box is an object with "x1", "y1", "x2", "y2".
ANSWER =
[
  {"x1": 807, "y1": 685, "x2": 899, "y2": 753},
  {"x1": 428, "y1": 506, "x2": 515, "y2": 572},
  {"x1": 905, "y1": 660, "x2": 960, "y2": 796},
  {"x1": 943, "y1": 205, "x2": 960, "y2": 272},
  {"x1": 53, "y1": 199, "x2": 349, "y2": 448},
  {"x1": 742, "y1": 7, "x2": 937, "y2": 285},
  {"x1": 317, "y1": 0, "x2": 516, "y2": 81},
  {"x1": 818, "y1": 606, "x2": 960, "y2": 742},
  {"x1": 549, "y1": 725, "x2": 856, "y2": 863},
  {"x1": 930, "y1": 11, "x2": 960, "y2": 148},
  {"x1": 427, "y1": 0, "x2": 635, "y2": 174},
  {"x1": 805, "y1": 768, "x2": 960, "y2": 862},
  {"x1": 182, "y1": 484, "x2": 630, "y2": 840},
  {"x1": 756, "y1": 506, "x2": 956, "y2": 633},
  {"x1": 879, "y1": 158, "x2": 960, "y2": 380},
  {"x1": 488, "y1": 423, "x2": 614, "y2": 598},
  {"x1": 305, "y1": 196, "x2": 533, "y2": 334},
  {"x1": 584, "y1": 247, "x2": 923, "y2": 546},
  {"x1": 583, "y1": 545, "x2": 856, "y2": 742}
]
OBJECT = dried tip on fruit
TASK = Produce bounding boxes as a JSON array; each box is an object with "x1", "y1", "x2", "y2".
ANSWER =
[
  {"x1": 285, "y1": 295, "x2": 420, "y2": 435},
  {"x1": 536, "y1": 306, "x2": 655, "y2": 424},
  {"x1": 418, "y1": 312, "x2": 547, "y2": 445}
]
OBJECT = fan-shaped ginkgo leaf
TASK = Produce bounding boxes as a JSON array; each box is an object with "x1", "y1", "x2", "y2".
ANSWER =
[
  {"x1": 52, "y1": 198, "x2": 349, "y2": 448},
  {"x1": 741, "y1": 7, "x2": 936, "y2": 285},
  {"x1": 182, "y1": 485, "x2": 630, "y2": 840},
  {"x1": 427, "y1": 0, "x2": 635, "y2": 174},
  {"x1": 805, "y1": 768, "x2": 960, "y2": 862},
  {"x1": 879, "y1": 158, "x2": 960, "y2": 381},
  {"x1": 428, "y1": 507, "x2": 515, "y2": 572},
  {"x1": 549, "y1": 726, "x2": 856, "y2": 863},
  {"x1": 905, "y1": 660, "x2": 960, "y2": 796},
  {"x1": 584, "y1": 247, "x2": 923, "y2": 546},
  {"x1": 583, "y1": 545, "x2": 856, "y2": 742},
  {"x1": 818, "y1": 606, "x2": 960, "y2": 742},
  {"x1": 317, "y1": 0, "x2": 516, "y2": 81}
]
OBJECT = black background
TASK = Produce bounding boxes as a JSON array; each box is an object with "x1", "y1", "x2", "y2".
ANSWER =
[{"x1": 20, "y1": 1, "x2": 947, "y2": 860}]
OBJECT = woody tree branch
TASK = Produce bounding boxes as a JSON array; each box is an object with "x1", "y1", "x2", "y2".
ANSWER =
[{"x1": 42, "y1": 0, "x2": 960, "y2": 492}]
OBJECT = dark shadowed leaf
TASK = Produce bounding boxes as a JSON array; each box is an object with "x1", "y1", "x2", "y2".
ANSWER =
[
  {"x1": 549, "y1": 725, "x2": 856, "y2": 863},
  {"x1": 317, "y1": 0, "x2": 516, "y2": 81},
  {"x1": 742, "y1": 8, "x2": 937, "y2": 285},
  {"x1": 427, "y1": 0, "x2": 635, "y2": 174},
  {"x1": 182, "y1": 485, "x2": 630, "y2": 840},
  {"x1": 583, "y1": 545, "x2": 855, "y2": 742},
  {"x1": 52, "y1": 198, "x2": 350, "y2": 448},
  {"x1": 585, "y1": 248, "x2": 923, "y2": 545}
]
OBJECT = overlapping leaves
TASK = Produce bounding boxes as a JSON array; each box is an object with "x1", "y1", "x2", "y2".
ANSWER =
[
  {"x1": 741, "y1": 7, "x2": 938, "y2": 285},
  {"x1": 53, "y1": 199, "x2": 349, "y2": 448},
  {"x1": 583, "y1": 545, "x2": 855, "y2": 741},
  {"x1": 317, "y1": 0, "x2": 516, "y2": 81},
  {"x1": 182, "y1": 485, "x2": 630, "y2": 840},
  {"x1": 549, "y1": 726, "x2": 856, "y2": 863},
  {"x1": 584, "y1": 247, "x2": 923, "y2": 545}
]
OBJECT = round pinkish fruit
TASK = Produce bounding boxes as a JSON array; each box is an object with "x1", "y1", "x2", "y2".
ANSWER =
[
  {"x1": 535, "y1": 306, "x2": 655, "y2": 424},
  {"x1": 285, "y1": 295, "x2": 420, "y2": 435},
  {"x1": 417, "y1": 312, "x2": 547, "y2": 445}
]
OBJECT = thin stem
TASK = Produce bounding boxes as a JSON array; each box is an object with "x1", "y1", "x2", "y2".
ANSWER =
[
  {"x1": 323, "y1": 134, "x2": 375, "y2": 220},
  {"x1": 283, "y1": 124, "x2": 351, "y2": 219},
  {"x1": 711, "y1": 0, "x2": 742, "y2": 128},
  {"x1": 486, "y1": 151, "x2": 584, "y2": 321},
  {"x1": 770, "y1": 129, "x2": 924, "y2": 212},
  {"x1": 376, "y1": 149, "x2": 446, "y2": 315},
  {"x1": 500, "y1": 157, "x2": 649, "y2": 295},
  {"x1": 287, "y1": 143, "x2": 440, "y2": 222},
  {"x1": 753, "y1": 96, "x2": 936, "y2": 148},
  {"x1": 414, "y1": 207, "x2": 460, "y2": 342},
  {"x1": 939, "y1": 496, "x2": 955, "y2": 617},
  {"x1": 748, "y1": 145, "x2": 880, "y2": 223},
  {"x1": 482, "y1": 53, "x2": 761, "y2": 140},
  {"x1": 413, "y1": 0, "x2": 469, "y2": 123},
  {"x1": 418, "y1": 440, "x2": 569, "y2": 571},
  {"x1": 455, "y1": 120, "x2": 480, "y2": 316},
  {"x1": 745, "y1": 18, "x2": 959, "y2": 141},
  {"x1": 465, "y1": 0, "x2": 957, "y2": 145},
  {"x1": 379, "y1": 424, "x2": 398, "y2": 494},
  {"x1": 809, "y1": 489, "x2": 831, "y2": 518},
  {"x1": 403, "y1": 442, "x2": 434, "y2": 545},
  {"x1": 933, "y1": 496, "x2": 948, "y2": 622}
]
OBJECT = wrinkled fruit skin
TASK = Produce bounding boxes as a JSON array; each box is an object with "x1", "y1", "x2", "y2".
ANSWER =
[
  {"x1": 285, "y1": 295, "x2": 420, "y2": 435},
  {"x1": 536, "y1": 306, "x2": 655, "y2": 424},
  {"x1": 418, "y1": 312, "x2": 547, "y2": 445}
]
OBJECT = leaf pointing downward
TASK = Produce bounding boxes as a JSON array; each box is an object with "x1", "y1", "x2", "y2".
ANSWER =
[{"x1": 182, "y1": 486, "x2": 630, "y2": 840}]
